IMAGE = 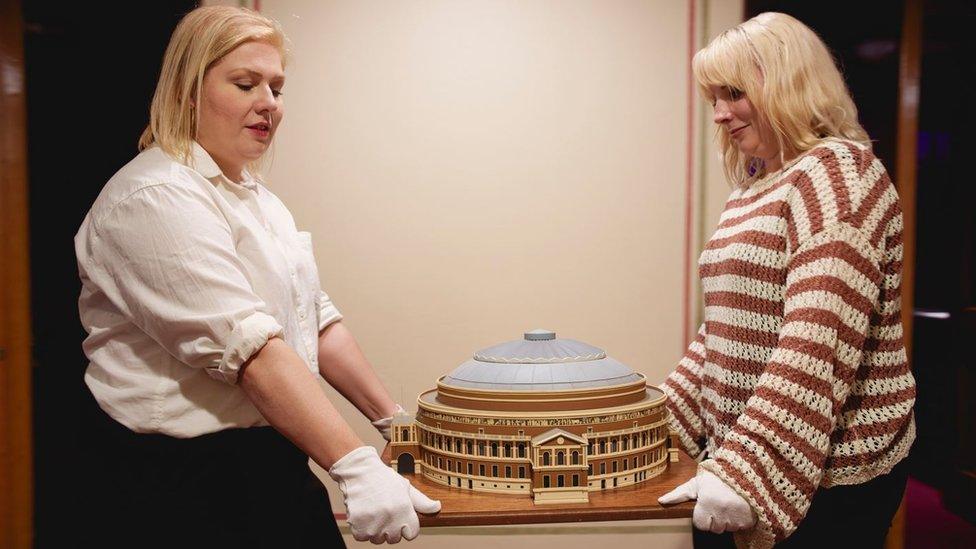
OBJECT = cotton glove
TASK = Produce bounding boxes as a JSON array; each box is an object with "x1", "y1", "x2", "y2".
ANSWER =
[
  {"x1": 658, "y1": 473, "x2": 699, "y2": 505},
  {"x1": 658, "y1": 467, "x2": 756, "y2": 533},
  {"x1": 328, "y1": 446, "x2": 441, "y2": 544},
  {"x1": 371, "y1": 404, "x2": 406, "y2": 442}
]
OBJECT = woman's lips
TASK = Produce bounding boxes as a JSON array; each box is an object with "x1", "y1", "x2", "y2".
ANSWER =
[
  {"x1": 730, "y1": 124, "x2": 750, "y2": 137},
  {"x1": 247, "y1": 125, "x2": 270, "y2": 138}
]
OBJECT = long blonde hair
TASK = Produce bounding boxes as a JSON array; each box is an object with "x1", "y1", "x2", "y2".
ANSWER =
[
  {"x1": 693, "y1": 12, "x2": 869, "y2": 186},
  {"x1": 138, "y1": 6, "x2": 286, "y2": 165}
]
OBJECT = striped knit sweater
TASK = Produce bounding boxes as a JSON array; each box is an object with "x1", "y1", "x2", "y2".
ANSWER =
[{"x1": 661, "y1": 139, "x2": 916, "y2": 548}]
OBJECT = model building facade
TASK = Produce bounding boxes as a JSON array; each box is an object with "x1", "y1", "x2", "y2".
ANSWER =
[{"x1": 388, "y1": 330, "x2": 676, "y2": 504}]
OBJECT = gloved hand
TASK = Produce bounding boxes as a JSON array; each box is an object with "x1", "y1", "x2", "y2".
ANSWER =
[
  {"x1": 328, "y1": 446, "x2": 441, "y2": 543},
  {"x1": 371, "y1": 404, "x2": 406, "y2": 442},
  {"x1": 658, "y1": 466, "x2": 756, "y2": 533}
]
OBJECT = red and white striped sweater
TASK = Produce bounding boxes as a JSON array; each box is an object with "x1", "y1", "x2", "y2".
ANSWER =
[{"x1": 661, "y1": 139, "x2": 916, "y2": 547}]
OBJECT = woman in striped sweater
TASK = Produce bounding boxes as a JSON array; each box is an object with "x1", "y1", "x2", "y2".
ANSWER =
[{"x1": 658, "y1": 12, "x2": 916, "y2": 548}]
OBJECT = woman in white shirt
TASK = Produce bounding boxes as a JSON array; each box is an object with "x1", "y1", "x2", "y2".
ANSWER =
[{"x1": 74, "y1": 6, "x2": 437, "y2": 547}]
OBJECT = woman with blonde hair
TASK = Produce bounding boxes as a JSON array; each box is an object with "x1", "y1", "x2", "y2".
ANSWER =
[
  {"x1": 75, "y1": 6, "x2": 437, "y2": 546},
  {"x1": 658, "y1": 12, "x2": 915, "y2": 548}
]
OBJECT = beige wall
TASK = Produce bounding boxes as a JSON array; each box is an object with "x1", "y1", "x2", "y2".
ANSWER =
[
  {"x1": 219, "y1": 0, "x2": 742, "y2": 545},
  {"x1": 692, "y1": 0, "x2": 746, "y2": 328}
]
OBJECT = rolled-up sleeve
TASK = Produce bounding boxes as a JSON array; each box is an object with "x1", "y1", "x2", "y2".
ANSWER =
[
  {"x1": 87, "y1": 182, "x2": 283, "y2": 385},
  {"x1": 317, "y1": 290, "x2": 343, "y2": 332}
]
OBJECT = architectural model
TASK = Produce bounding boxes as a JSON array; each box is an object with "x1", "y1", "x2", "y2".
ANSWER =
[{"x1": 388, "y1": 330, "x2": 676, "y2": 504}]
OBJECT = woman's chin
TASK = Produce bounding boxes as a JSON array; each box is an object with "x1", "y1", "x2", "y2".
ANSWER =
[{"x1": 239, "y1": 145, "x2": 269, "y2": 163}]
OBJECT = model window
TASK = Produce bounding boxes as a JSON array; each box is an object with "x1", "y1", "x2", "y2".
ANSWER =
[
  {"x1": 492, "y1": 465, "x2": 498, "y2": 477},
  {"x1": 557, "y1": 475, "x2": 565, "y2": 488},
  {"x1": 611, "y1": 440, "x2": 617, "y2": 452},
  {"x1": 588, "y1": 464, "x2": 593, "y2": 475},
  {"x1": 479, "y1": 464, "x2": 485, "y2": 476},
  {"x1": 543, "y1": 452, "x2": 551, "y2": 466},
  {"x1": 519, "y1": 466, "x2": 525, "y2": 478},
  {"x1": 573, "y1": 474, "x2": 579, "y2": 486},
  {"x1": 599, "y1": 440, "x2": 606, "y2": 453},
  {"x1": 505, "y1": 466, "x2": 511, "y2": 478},
  {"x1": 612, "y1": 461, "x2": 618, "y2": 473},
  {"x1": 572, "y1": 451, "x2": 579, "y2": 465},
  {"x1": 401, "y1": 429, "x2": 409, "y2": 441},
  {"x1": 468, "y1": 463, "x2": 473, "y2": 475},
  {"x1": 600, "y1": 463, "x2": 606, "y2": 475},
  {"x1": 491, "y1": 442, "x2": 498, "y2": 457},
  {"x1": 543, "y1": 476, "x2": 551, "y2": 488},
  {"x1": 504, "y1": 443, "x2": 511, "y2": 457},
  {"x1": 518, "y1": 443, "x2": 526, "y2": 458},
  {"x1": 557, "y1": 452, "x2": 564, "y2": 465},
  {"x1": 467, "y1": 441, "x2": 473, "y2": 454},
  {"x1": 588, "y1": 442, "x2": 594, "y2": 455},
  {"x1": 479, "y1": 442, "x2": 486, "y2": 456},
  {"x1": 633, "y1": 457, "x2": 638, "y2": 469}
]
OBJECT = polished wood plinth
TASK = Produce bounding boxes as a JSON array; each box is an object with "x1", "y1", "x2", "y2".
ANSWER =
[{"x1": 382, "y1": 446, "x2": 696, "y2": 527}]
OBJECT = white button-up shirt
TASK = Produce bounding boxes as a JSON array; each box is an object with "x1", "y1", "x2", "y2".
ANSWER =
[{"x1": 75, "y1": 143, "x2": 342, "y2": 437}]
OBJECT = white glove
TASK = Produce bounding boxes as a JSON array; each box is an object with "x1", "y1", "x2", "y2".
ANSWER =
[
  {"x1": 328, "y1": 446, "x2": 441, "y2": 544},
  {"x1": 658, "y1": 474, "x2": 699, "y2": 505},
  {"x1": 371, "y1": 404, "x2": 406, "y2": 442},
  {"x1": 658, "y1": 467, "x2": 756, "y2": 533}
]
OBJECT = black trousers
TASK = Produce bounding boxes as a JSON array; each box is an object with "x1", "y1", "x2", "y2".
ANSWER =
[
  {"x1": 75, "y1": 396, "x2": 345, "y2": 549},
  {"x1": 693, "y1": 457, "x2": 909, "y2": 548}
]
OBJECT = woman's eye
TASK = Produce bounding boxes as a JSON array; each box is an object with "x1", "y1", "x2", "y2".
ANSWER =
[
  {"x1": 271, "y1": 89, "x2": 283, "y2": 98},
  {"x1": 235, "y1": 83, "x2": 254, "y2": 92},
  {"x1": 728, "y1": 87, "x2": 744, "y2": 100}
]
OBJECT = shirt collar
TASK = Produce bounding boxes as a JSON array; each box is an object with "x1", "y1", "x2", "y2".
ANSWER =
[
  {"x1": 190, "y1": 141, "x2": 222, "y2": 179},
  {"x1": 190, "y1": 141, "x2": 259, "y2": 191}
]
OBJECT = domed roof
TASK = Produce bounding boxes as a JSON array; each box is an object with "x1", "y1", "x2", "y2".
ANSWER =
[{"x1": 440, "y1": 330, "x2": 643, "y2": 392}]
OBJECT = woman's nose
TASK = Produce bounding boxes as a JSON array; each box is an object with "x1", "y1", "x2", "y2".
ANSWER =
[
  {"x1": 713, "y1": 101, "x2": 732, "y2": 125},
  {"x1": 254, "y1": 85, "x2": 279, "y2": 113}
]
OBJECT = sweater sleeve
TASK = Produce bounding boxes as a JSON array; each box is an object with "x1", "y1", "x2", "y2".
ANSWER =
[
  {"x1": 699, "y1": 221, "x2": 883, "y2": 547},
  {"x1": 661, "y1": 323, "x2": 708, "y2": 458}
]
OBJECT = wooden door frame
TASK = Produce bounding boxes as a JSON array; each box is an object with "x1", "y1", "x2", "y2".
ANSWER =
[
  {"x1": 0, "y1": 0, "x2": 34, "y2": 545},
  {"x1": 886, "y1": 0, "x2": 923, "y2": 548}
]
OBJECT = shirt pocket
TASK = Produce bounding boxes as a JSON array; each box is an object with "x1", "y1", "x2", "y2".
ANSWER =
[{"x1": 294, "y1": 231, "x2": 322, "y2": 292}]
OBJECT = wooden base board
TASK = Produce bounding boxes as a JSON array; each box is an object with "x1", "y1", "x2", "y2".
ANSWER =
[{"x1": 382, "y1": 445, "x2": 696, "y2": 527}]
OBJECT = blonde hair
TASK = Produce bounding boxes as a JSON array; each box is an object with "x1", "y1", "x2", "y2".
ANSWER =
[
  {"x1": 138, "y1": 6, "x2": 286, "y2": 165},
  {"x1": 693, "y1": 12, "x2": 869, "y2": 186}
]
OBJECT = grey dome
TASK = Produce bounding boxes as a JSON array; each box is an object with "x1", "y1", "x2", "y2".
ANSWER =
[{"x1": 441, "y1": 330, "x2": 644, "y2": 391}]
